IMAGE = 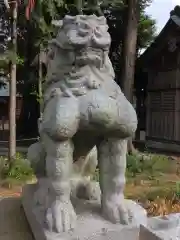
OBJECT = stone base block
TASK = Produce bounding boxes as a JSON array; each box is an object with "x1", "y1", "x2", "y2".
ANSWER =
[
  {"x1": 22, "y1": 184, "x2": 147, "y2": 240},
  {"x1": 139, "y1": 225, "x2": 162, "y2": 240},
  {"x1": 140, "y1": 214, "x2": 180, "y2": 240}
]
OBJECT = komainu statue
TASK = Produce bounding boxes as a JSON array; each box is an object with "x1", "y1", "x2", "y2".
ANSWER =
[{"x1": 27, "y1": 14, "x2": 144, "y2": 234}]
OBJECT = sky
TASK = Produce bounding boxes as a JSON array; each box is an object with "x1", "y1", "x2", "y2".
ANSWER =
[{"x1": 146, "y1": 0, "x2": 180, "y2": 33}]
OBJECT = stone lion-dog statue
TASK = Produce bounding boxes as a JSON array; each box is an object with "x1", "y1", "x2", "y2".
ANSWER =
[{"x1": 27, "y1": 14, "x2": 144, "y2": 233}]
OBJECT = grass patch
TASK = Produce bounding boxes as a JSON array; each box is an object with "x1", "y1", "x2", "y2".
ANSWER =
[
  {"x1": 93, "y1": 151, "x2": 180, "y2": 216},
  {"x1": 126, "y1": 152, "x2": 171, "y2": 178},
  {"x1": 125, "y1": 152, "x2": 180, "y2": 216},
  {"x1": 0, "y1": 153, "x2": 35, "y2": 188}
]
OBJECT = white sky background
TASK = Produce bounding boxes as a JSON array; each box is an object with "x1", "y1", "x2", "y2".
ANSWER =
[{"x1": 146, "y1": 0, "x2": 180, "y2": 33}]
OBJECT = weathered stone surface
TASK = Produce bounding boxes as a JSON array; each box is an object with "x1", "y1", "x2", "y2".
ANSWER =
[
  {"x1": 141, "y1": 214, "x2": 180, "y2": 240},
  {"x1": 139, "y1": 225, "x2": 162, "y2": 240},
  {"x1": 148, "y1": 214, "x2": 180, "y2": 230},
  {"x1": 23, "y1": 13, "x2": 144, "y2": 236}
]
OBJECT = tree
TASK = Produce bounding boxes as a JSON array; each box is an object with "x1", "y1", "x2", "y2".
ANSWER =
[
  {"x1": 121, "y1": 0, "x2": 138, "y2": 100},
  {"x1": 9, "y1": 1, "x2": 18, "y2": 160},
  {"x1": 137, "y1": 11, "x2": 156, "y2": 55},
  {"x1": 103, "y1": 0, "x2": 156, "y2": 85},
  {"x1": 120, "y1": 0, "x2": 139, "y2": 154},
  {"x1": 0, "y1": 7, "x2": 10, "y2": 87},
  {"x1": 120, "y1": 0, "x2": 155, "y2": 154}
]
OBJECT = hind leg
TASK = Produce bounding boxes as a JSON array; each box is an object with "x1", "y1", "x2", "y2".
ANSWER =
[
  {"x1": 72, "y1": 146, "x2": 100, "y2": 201},
  {"x1": 98, "y1": 138, "x2": 129, "y2": 224}
]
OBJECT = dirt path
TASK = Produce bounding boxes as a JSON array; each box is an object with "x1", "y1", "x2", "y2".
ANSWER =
[
  {"x1": 0, "y1": 187, "x2": 22, "y2": 197},
  {"x1": 0, "y1": 188, "x2": 34, "y2": 240}
]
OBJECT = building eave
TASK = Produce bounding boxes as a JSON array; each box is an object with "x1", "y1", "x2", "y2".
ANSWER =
[{"x1": 139, "y1": 5, "x2": 180, "y2": 68}]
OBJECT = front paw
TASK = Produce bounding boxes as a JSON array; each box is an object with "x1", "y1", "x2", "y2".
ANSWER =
[
  {"x1": 102, "y1": 198, "x2": 129, "y2": 224},
  {"x1": 46, "y1": 200, "x2": 77, "y2": 233},
  {"x1": 102, "y1": 197, "x2": 147, "y2": 225}
]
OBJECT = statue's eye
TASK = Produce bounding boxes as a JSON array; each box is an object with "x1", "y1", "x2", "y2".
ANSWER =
[{"x1": 78, "y1": 22, "x2": 91, "y2": 30}]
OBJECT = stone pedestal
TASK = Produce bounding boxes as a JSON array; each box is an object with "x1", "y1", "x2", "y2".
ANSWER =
[
  {"x1": 22, "y1": 184, "x2": 147, "y2": 240},
  {"x1": 139, "y1": 225, "x2": 162, "y2": 240},
  {"x1": 22, "y1": 184, "x2": 180, "y2": 240},
  {"x1": 140, "y1": 214, "x2": 180, "y2": 240}
]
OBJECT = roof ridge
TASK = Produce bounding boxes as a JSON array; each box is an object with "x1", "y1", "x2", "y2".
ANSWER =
[
  {"x1": 170, "y1": 5, "x2": 180, "y2": 18},
  {"x1": 170, "y1": 5, "x2": 180, "y2": 26}
]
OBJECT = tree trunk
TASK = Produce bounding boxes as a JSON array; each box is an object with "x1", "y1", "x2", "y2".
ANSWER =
[
  {"x1": 39, "y1": 49, "x2": 43, "y2": 118},
  {"x1": 121, "y1": 0, "x2": 139, "y2": 154},
  {"x1": 9, "y1": 1, "x2": 17, "y2": 161}
]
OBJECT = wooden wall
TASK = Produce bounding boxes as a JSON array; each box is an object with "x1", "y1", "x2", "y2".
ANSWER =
[{"x1": 146, "y1": 44, "x2": 180, "y2": 145}]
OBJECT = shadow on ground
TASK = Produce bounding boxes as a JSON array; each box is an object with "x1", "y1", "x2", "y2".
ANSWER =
[{"x1": 0, "y1": 197, "x2": 34, "y2": 240}]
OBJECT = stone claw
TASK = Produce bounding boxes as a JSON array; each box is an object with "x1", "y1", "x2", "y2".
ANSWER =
[
  {"x1": 46, "y1": 200, "x2": 77, "y2": 233},
  {"x1": 102, "y1": 198, "x2": 147, "y2": 226}
]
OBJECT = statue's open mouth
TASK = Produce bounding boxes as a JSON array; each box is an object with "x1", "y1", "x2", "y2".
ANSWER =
[{"x1": 75, "y1": 47, "x2": 105, "y2": 67}]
